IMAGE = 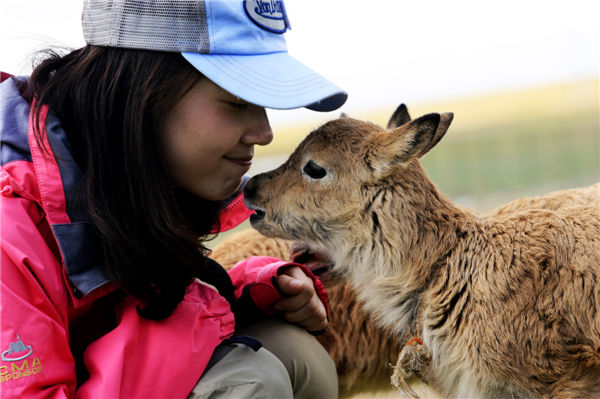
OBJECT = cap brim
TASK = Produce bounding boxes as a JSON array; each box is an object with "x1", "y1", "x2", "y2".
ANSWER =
[{"x1": 181, "y1": 51, "x2": 347, "y2": 112}]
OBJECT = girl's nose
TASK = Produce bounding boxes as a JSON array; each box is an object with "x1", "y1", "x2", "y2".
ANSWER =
[{"x1": 242, "y1": 107, "x2": 274, "y2": 146}]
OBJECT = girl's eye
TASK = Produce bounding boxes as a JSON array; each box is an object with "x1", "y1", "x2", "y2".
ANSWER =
[
  {"x1": 303, "y1": 160, "x2": 327, "y2": 179},
  {"x1": 226, "y1": 101, "x2": 249, "y2": 110}
]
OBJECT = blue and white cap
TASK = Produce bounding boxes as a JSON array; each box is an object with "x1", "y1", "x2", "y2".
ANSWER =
[{"x1": 82, "y1": 0, "x2": 347, "y2": 111}]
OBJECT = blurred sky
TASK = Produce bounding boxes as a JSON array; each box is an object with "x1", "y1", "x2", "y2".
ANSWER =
[{"x1": 1, "y1": 0, "x2": 598, "y2": 126}]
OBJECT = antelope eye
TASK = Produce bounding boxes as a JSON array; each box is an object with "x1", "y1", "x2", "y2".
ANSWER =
[{"x1": 303, "y1": 160, "x2": 327, "y2": 179}]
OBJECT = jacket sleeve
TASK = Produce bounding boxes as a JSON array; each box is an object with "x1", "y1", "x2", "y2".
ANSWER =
[
  {"x1": 1, "y1": 194, "x2": 78, "y2": 398},
  {"x1": 228, "y1": 256, "x2": 330, "y2": 324}
]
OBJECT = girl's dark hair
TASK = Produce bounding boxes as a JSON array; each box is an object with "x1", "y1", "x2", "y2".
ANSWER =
[{"x1": 28, "y1": 45, "x2": 221, "y2": 320}]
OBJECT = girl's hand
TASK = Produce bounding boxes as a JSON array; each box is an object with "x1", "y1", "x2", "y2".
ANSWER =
[{"x1": 274, "y1": 266, "x2": 328, "y2": 334}]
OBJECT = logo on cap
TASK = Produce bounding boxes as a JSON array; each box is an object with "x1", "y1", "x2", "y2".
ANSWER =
[{"x1": 244, "y1": 0, "x2": 290, "y2": 34}]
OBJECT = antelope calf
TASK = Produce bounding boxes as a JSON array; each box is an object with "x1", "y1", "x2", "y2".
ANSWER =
[{"x1": 243, "y1": 107, "x2": 600, "y2": 398}]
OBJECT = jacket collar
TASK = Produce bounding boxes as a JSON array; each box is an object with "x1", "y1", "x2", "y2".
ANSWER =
[
  {"x1": 32, "y1": 95, "x2": 111, "y2": 297},
  {"x1": 1, "y1": 76, "x2": 111, "y2": 297}
]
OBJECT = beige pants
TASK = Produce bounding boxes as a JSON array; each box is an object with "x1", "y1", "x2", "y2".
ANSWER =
[{"x1": 189, "y1": 319, "x2": 338, "y2": 399}]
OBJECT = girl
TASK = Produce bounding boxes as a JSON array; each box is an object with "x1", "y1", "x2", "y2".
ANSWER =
[{"x1": 0, "y1": 0, "x2": 347, "y2": 398}]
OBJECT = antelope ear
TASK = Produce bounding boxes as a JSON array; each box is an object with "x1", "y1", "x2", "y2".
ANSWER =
[
  {"x1": 416, "y1": 112, "x2": 453, "y2": 158},
  {"x1": 366, "y1": 112, "x2": 453, "y2": 178},
  {"x1": 386, "y1": 103, "x2": 411, "y2": 129}
]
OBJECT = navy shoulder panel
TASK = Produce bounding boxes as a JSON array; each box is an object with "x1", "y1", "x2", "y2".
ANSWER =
[{"x1": 0, "y1": 77, "x2": 33, "y2": 165}]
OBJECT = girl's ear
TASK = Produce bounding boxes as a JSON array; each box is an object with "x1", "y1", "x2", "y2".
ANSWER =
[
  {"x1": 365, "y1": 112, "x2": 453, "y2": 179},
  {"x1": 386, "y1": 103, "x2": 411, "y2": 129}
]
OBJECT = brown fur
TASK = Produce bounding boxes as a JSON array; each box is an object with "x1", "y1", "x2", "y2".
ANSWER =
[
  {"x1": 489, "y1": 184, "x2": 600, "y2": 216},
  {"x1": 209, "y1": 228, "x2": 405, "y2": 397},
  {"x1": 242, "y1": 105, "x2": 600, "y2": 398},
  {"x1": 210, "y1": 183, "x2": 600, "y2": 397}
]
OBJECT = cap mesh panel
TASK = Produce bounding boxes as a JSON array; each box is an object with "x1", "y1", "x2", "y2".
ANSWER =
[{"x1": 83, "y1": 0, "x2": 209, "y2": 53}]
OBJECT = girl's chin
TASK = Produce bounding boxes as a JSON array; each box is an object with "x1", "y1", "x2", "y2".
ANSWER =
[{"x1": 199, "y1": 178, "x2": 243, "y2": 202}]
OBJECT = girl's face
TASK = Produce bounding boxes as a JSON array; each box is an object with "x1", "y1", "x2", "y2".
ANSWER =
[{"x1": 157, "y1": 78, "x2": 273, "y2": 201}]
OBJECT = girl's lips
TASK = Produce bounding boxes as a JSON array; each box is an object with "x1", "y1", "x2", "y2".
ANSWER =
[{"x1": 224, "y1": 156, "x2": 253, "y2": 167}]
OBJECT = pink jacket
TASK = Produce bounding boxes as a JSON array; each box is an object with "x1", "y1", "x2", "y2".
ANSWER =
[{"x1": 0, "y1": 75, "x2": 327, "y2": 398}]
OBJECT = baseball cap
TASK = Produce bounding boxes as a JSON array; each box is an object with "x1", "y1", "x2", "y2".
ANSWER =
[{"x1": 81, "y1": 0, "x2": 347, "y2": 111}]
